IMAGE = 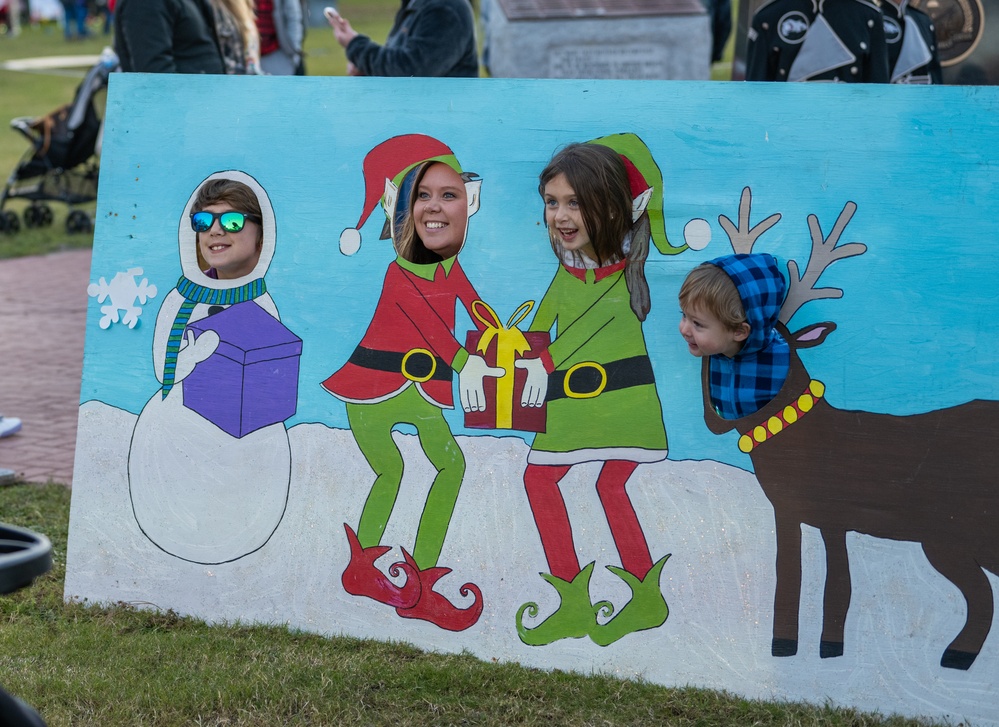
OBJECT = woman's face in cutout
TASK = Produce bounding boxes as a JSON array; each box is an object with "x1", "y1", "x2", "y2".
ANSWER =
[
  {"x1": 412, "y1": 163, "x2": 469, "y2": 259},
  {"x1": 197, "y1": 202, "x2": 262, "y2": 280}
]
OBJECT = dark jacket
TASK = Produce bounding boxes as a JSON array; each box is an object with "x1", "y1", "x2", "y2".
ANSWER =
[
  {"x1": 882, "y1": 0, "x2": 942, "y2": 84},
  {"x1": 114, "y1": 0, "x2": 225, "y2": 74},
  {"x1": 346, "y1": 0, "x2": 479, "y2": 78},
  {"x1": 746, "y1": 0, "x2": 890, "y2": 82}
]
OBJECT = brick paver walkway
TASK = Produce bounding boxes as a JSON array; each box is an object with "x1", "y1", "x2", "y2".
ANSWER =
[{"x1": 0, "y1": 249, "x2": 90, "y2": 486}]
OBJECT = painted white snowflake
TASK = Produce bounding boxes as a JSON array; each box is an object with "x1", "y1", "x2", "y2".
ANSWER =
[{"x1": 87, "y1": 268, "x2": 158, "y2": 330}]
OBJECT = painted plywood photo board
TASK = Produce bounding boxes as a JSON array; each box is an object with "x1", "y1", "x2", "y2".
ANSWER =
[{"x1": 67, "y1": 74, "x2": 999, "y2": 725}]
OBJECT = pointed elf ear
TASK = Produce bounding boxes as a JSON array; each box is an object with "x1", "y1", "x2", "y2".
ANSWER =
[
  {"x1": 381, "y1": 177, "x2": 400, "y2": 237},
  {"x1": 464, "y1": 179, "x2": 482, "y2": 217},
  {"x1": 632, "y1": 187, "x2": 652, "y2": 223}
]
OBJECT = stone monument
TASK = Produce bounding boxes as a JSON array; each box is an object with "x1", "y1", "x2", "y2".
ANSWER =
[{"x1": 482, "y1": 0, "x2": 713, "y2": 80}]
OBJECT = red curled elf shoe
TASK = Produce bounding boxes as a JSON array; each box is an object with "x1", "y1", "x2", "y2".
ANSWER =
[
  {"x1": 394, "y1": 550, "x2": 484, "y2": 631},
  {"x1": 340, "y1": 523, "x2": 421, "y2": 609}
]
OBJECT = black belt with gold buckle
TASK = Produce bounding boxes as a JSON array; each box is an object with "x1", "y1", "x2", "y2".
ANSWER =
[
  {"x1": 546, "y1": 355, "x2": 654, "y2": 401},
  {"x1": 348, "y1": 346, "x2": 453, "y2": 383}
]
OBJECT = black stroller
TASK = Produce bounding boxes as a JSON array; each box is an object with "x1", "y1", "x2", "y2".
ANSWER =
[{"x1": 0, "y1": 48, "x2": 119, "y2": 235}]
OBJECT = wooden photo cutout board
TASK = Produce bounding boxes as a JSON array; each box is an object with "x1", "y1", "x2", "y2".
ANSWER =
[{"x1": 67, "y1": 74, "x2": 999, "y2": 726}]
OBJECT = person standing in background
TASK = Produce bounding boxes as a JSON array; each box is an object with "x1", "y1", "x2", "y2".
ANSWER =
[
  {"x1": 746, "y1": 0, "x2": 889, "y2": 82},
  {"x1": 211, "y1": 0, "x2": 261, "y2": 74},
  {"x1": 116, "y1": 0, "x2": 259, "y2": 74},
  {"x1": 4, "y1": 0, "x2": 22, "y2": 36},
  {"x1": 882, "y1": 0, "x2": 942, "y2": 83},
  {"x1": 114, "y1": 0, "x2": 225, "y2": 73},
  {"x1": 702, "y1": 0, "x2": 732, "y2": 64},
  {"x1": 60, "y1": 0, "x2": 88, "y2": 39},
  {"x1": 326, "y1": 0, "x2": 478, "y2": 77},
  {"x1": 255, "y1": 0, "x2": 303, "y2": 75}
]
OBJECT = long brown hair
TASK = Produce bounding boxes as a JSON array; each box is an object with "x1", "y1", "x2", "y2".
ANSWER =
[
  {"x1": 538, "y1": 142, "x2": 632, "y2": 267},
  {"x1": 540, "y1": 142, "x2": 656, "y2": 320}
]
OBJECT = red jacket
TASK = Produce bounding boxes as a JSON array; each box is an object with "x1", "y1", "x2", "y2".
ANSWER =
[{"x1": 322, "y1": 258, "x2": 484, "y2": 408}]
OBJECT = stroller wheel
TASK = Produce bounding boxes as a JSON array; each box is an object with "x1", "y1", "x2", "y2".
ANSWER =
[
  {"x1": 66, "y1": 210, "x2": 93, "y2": 234},
  {"x1": 0, "y1": 211, "x2": 20, "y2": 235},
  {"x1": 23, "y1": 205, "x2": 53, "y2": 229}
]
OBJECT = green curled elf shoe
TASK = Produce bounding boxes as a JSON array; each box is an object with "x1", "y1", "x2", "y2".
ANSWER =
[
  {"x1": 516, "y1": 562, "x2": 612, "y2": 646},
  {"x1": 589, "y1": 554, "x2": 671, "y2": 647}
]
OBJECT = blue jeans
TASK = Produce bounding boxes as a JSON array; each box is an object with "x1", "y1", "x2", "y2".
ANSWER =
[{"x1": 61, "y1": 0, "x2": 87, "y2": 38}]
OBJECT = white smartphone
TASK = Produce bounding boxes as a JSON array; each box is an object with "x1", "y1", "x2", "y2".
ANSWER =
[{"x1": 324, "y1": 6, "x2": 341, "y2": 23}]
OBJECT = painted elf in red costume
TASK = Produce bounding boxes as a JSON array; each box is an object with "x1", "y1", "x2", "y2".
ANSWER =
[{"x1": 323, "y1": 135, "x2": 502, "y2": 631}]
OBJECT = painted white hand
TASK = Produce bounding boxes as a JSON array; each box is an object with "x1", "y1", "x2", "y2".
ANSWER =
[
  {"x1": 173, "y1": 329, "x2": 220, "y2": 383},
  {"x1": 459, "y1": 354, "x2": 505, "y2": 413},
  {"x1": 514, "y1": 357, "x2": 547, "y2": 408}
]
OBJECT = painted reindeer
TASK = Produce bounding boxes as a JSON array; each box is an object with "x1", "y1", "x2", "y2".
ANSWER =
[{"x1": 702, "y1": 187, "x2": 999, "y2": 670}]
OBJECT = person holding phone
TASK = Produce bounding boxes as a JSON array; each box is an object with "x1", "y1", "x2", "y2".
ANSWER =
[{"x1": 325, "y1": 0, "x2": 478, "y2": 77}]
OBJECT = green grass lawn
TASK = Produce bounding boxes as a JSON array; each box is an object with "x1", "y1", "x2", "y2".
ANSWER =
[{"x1": 0, "y1": 483, "x2": 947, "y2": 726}]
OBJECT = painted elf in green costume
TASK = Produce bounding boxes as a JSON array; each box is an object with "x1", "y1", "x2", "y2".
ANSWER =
[{"x1": 514, "y1": 134, "x2": 688, "y2": 645}]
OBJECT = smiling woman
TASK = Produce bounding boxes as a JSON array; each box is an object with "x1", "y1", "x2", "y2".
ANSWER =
[{"x1": 395, "y1": 161, "x2": 471, "y2": 264}]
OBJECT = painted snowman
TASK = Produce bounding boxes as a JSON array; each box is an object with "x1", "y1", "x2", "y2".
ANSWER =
[{"x1": 128, "y1": 170, "x2": 293, "y2": 564}]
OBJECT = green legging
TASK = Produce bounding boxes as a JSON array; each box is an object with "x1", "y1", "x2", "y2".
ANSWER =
[{"x1": 346, "y1": 385, "x2": 466, "y2": 570}]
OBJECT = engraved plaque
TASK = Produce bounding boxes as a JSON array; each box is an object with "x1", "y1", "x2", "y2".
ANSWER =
[{"x1": 549, "y1": 45, "x2": 670, "y2": 79}]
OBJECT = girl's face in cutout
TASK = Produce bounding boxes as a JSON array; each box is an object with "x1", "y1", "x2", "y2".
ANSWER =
[
  {"x1": 413, "y1": 163, "x2": 469, "y2": 259},
  {"x1": 197, "y1": 202, "x2": 262, "y2": 280},
  {"x1": 543, "y1": 173, "x2": 595, "y2": 261}
]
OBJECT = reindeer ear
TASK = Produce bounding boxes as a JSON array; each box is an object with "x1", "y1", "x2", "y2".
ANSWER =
[{"x1": 791, "y1": 322, "x2": 837, "y2": 349}]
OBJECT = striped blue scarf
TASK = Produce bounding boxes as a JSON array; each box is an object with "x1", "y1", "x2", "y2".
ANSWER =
[{"x1": 161, "y1": 275, "x2": 267, "y2": 398}]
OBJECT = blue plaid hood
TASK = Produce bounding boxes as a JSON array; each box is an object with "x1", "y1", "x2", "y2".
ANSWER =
[
  {"x1": 709, "y1": 253, "x2": 785, "y2": 357},
  {"x1": 706, "y1": 253, "x2": 790, "y2": 420}
]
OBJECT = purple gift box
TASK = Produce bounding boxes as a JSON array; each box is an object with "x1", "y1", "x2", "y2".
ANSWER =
[{"x1": 183, "y1": 300, "x2": 302, "y2": 438}]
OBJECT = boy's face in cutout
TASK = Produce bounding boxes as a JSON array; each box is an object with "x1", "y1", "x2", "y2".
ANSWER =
[
  {"x1": 196, "y1": 202, "x2": 262, "y2": 280},
  {"x1": 679, "y1": 304, "x2": 749, "y2": 358}
]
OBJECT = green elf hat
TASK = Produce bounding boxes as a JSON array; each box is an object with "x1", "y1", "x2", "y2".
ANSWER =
[
  {"x1": 587, "y1": 133, "x2": 687, "y2": 255},
  {"x1": 339, "y1": 133, "x2": 462, "y2": 256}
]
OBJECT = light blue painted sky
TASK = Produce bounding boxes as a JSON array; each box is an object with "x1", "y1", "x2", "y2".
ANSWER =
[{"x1": 83, "y1": 75, "x2": 999, "y2": 469}]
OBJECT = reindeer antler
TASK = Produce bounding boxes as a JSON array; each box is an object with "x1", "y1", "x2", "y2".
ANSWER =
[
  {"x1": 779, "y1": 201, "x2": 866, "y2": 325},
  {"x1": 718, "y1": 187, "x2": 782, "y2": 254}
]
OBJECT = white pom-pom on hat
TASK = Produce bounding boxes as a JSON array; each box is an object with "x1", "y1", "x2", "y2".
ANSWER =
[
  {"x1": 683, "y1": 218, "x2": 711, "y2": 251},
  {"x1": 340, "y1": 228, "x2": 361, "y2": 256}
]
